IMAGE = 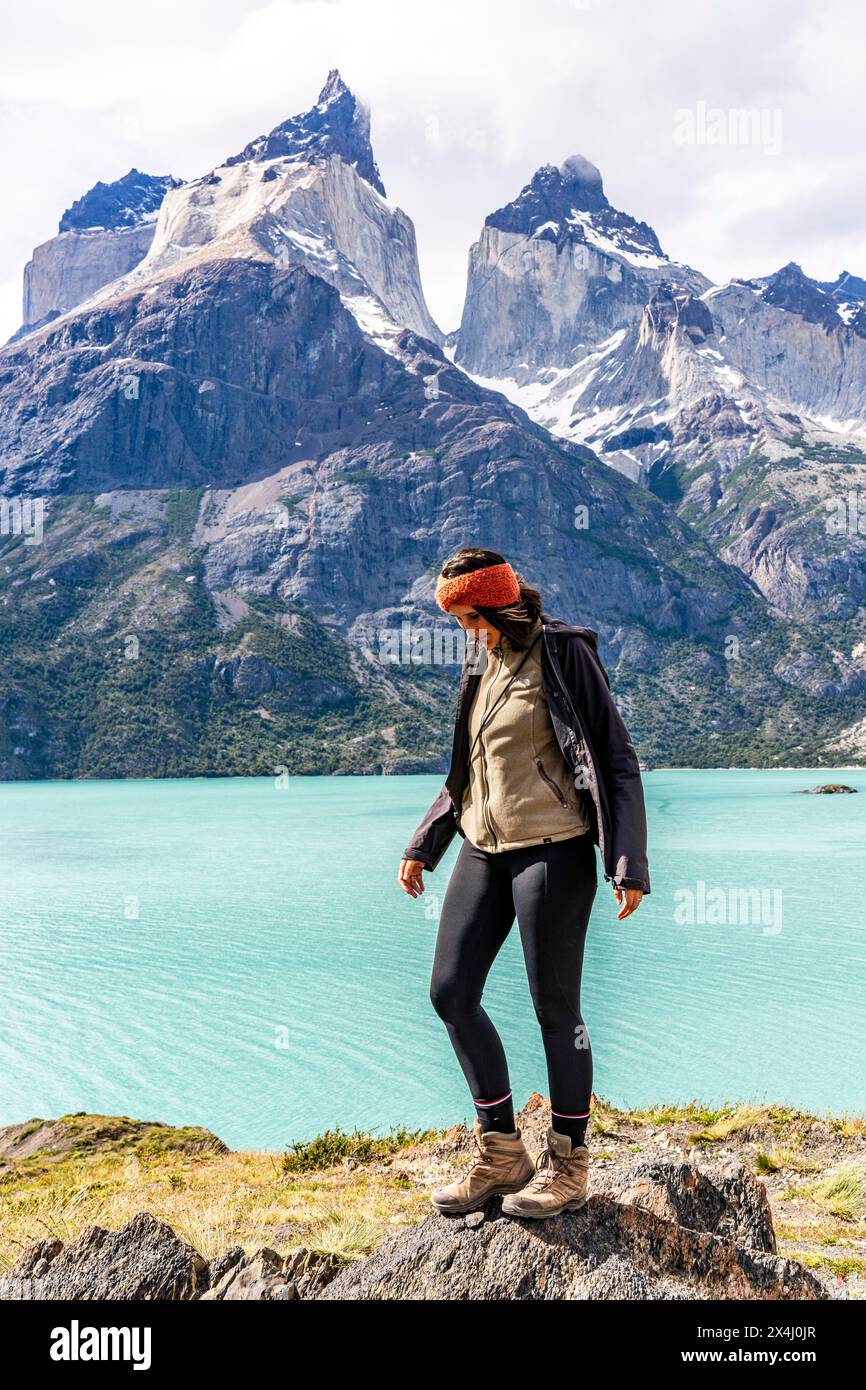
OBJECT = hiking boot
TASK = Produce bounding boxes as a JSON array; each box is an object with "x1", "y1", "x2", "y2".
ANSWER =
[
  {"x1": 500, "y1": 1124, "x2": 589, "y2": 1219},
  {"x1": 430, "y1": 1117, "x2": 535, "y2": 1215}
]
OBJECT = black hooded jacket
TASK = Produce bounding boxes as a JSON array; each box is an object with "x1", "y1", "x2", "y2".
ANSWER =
[{"x1": 401, "y1": 612, "x2": 651, "y2": 894}]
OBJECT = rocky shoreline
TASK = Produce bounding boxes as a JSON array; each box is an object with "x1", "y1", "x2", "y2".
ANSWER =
[{"x1": 1, "y1": 1095, "x2": 863, "y2": 1301}]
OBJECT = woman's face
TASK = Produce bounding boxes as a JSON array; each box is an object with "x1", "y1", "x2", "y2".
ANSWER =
[{"x1": 447, "y1": 603, "x2": 502, "y2": 650}]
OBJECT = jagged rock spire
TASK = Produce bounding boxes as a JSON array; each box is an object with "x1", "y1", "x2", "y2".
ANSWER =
[
  {"x1": 225, "y1": 69, "x2": 386, "y2": 196},
  {"x1": 317, "y1": 69, "x2": 349, "y2": 104}
]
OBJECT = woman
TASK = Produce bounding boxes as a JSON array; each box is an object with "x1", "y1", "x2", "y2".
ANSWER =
[{"x1": 397, "y1": 548, "x2": 650, "y2": 1220}]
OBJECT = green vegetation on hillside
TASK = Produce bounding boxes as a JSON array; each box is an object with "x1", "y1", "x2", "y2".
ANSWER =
[{"x1": 0, "y1": 488, "x2": 863, "y2": 779}]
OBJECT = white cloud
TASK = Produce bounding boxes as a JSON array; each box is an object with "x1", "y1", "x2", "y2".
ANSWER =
[{"x1": 1, "y1": 0, "x2": 864, "y2": 342}]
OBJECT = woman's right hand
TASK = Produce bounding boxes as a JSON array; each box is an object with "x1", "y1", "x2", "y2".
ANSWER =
[{"x1": 398, "y1": 858, "x2": 426, "y2": 897}]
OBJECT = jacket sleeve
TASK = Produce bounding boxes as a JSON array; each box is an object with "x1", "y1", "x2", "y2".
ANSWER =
[
  {"x1": 561, "y1": 634, "x2": 651, "y2": 894},
  {"x1": 402, "y1": 782, "x2": 458, "y2": 871}
]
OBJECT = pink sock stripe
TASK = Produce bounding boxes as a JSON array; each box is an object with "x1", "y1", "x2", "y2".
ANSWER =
[
  {"x1": 474, "y1": 1091, "x2": 512, "y2": 1107},
  {"x1": 551, "y1": 1109, "x2": 590, "y2": 1118}
]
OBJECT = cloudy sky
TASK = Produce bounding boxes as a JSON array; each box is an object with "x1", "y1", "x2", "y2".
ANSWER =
[{"x1": 1, "y1": 0, "x2": 864, "y2": 341}]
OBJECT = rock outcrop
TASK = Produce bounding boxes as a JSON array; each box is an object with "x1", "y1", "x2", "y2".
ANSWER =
[
  {"x1": 201, "y1": 1245, "x2": 342, "y2": 1300},
  {"x1": 797, "y1": 783, "x2": 857, "y2": 793},
  {"x1": 2, "y1": 1098, "x2": 857, "y2": 1302},
  {"x1": 0, "y1": 1213, "x2": 208, "y2": 1301},
  {"x1": 610, "y1": 1158, "x2": 776, "y2": 1252},
  {"x1": 0, "y1": 1218, "x2": 341, "y2": 1303},
  {"x1": 316, "y1": 1159, "x2": 826, "y2": 1301},
  {"x1": 0, "y1": 1158, "x2": 825, "y2": 1301}
]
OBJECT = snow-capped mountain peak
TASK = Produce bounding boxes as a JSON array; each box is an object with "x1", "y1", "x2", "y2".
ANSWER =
[
  {"x1": 454, "y1": 149, "x2": 866, "y2": 544},
  {"x1": 456, "y1": 154, "x2": 707, "y2": 379},
  {"x1": 486, "y1": 155, "x2": 608, "y2": 231},
  {"x1": 485, "y1": 154, "x2": 664, "y2": 264},
  {"x1": 225, "y1": 68, "x2": 385, "y2": 197},
  {"x1": 13, "y1": 70, "x2": 440, "y2": 352}
]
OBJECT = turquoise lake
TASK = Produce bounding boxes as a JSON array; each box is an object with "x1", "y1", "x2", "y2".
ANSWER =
[{"x1": 1, "y1": 770, "x2": 864, "y2": 1151}]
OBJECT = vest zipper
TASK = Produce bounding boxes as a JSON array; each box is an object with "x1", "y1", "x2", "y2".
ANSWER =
[
  {"x1": 535, "y1": 758, "x2": 570, "y2": 809},
  {"x1": 475, "y1": 647, "x2": 502, "y2": 851},
  {"x1": 479, "y1": 741, "x2": 498, "y2": 849}
]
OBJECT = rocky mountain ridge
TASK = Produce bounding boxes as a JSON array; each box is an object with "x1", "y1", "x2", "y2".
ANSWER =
[
  {"x1": 454, "y1": 162, "x2": 866, "y2": 627},
  {"x1": 2, "y1": 72, "x2": 865, "y2": 775},
  {"x1": 59, "y1": 168, "x2": 182, "y2": 233},
  {"x1": 4, "y1": 253, "x2": 816, "y2": 777}
]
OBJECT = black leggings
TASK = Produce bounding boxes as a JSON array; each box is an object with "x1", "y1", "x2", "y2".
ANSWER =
[{"x1": 429, "y1": 832, "x2": 597, "y2": 1121}]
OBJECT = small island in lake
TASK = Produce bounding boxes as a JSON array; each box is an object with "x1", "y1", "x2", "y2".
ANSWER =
[{"x1": 795, "y1": 784, "x2": 858, "y2": 794}]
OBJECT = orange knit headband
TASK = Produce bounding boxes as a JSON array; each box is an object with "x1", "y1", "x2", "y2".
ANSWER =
[{"x1": 435, "y1": 561, "x2": 521, "y2": 613}]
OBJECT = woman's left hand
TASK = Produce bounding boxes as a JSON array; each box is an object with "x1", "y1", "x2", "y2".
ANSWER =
[{"x1": 613, "y1": 886, "x2": 643, "y2": 920}]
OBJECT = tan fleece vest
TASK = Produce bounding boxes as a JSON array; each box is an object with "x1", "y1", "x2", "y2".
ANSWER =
[{"x1": 458, "y1": 619, "x2": 590, "y2": 852}]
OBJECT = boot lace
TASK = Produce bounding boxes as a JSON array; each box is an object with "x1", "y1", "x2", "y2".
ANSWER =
[
  {"x1": 465, "y1": 1130, "x2": 496, "y2": 1178},
  {"x1": 524, "y1": 1145, "x2": 569, "y2": 1192}
]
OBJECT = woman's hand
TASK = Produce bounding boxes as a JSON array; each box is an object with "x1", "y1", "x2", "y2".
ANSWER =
[
  {"x1": 613, "y1": 885, "x2": 643, "y2": 920},
  {"x1": 398, "y1": 858, "x2": 426, "y2": 897}
]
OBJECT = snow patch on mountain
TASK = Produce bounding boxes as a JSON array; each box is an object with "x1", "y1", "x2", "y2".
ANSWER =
[{"x1": 564, "y1": 209, "x2": 670, "y2": 269}]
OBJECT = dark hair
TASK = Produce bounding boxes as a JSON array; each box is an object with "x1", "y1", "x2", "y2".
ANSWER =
[{"x1": 438, "y1": 547, "x2": 543, "y2": 650}]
